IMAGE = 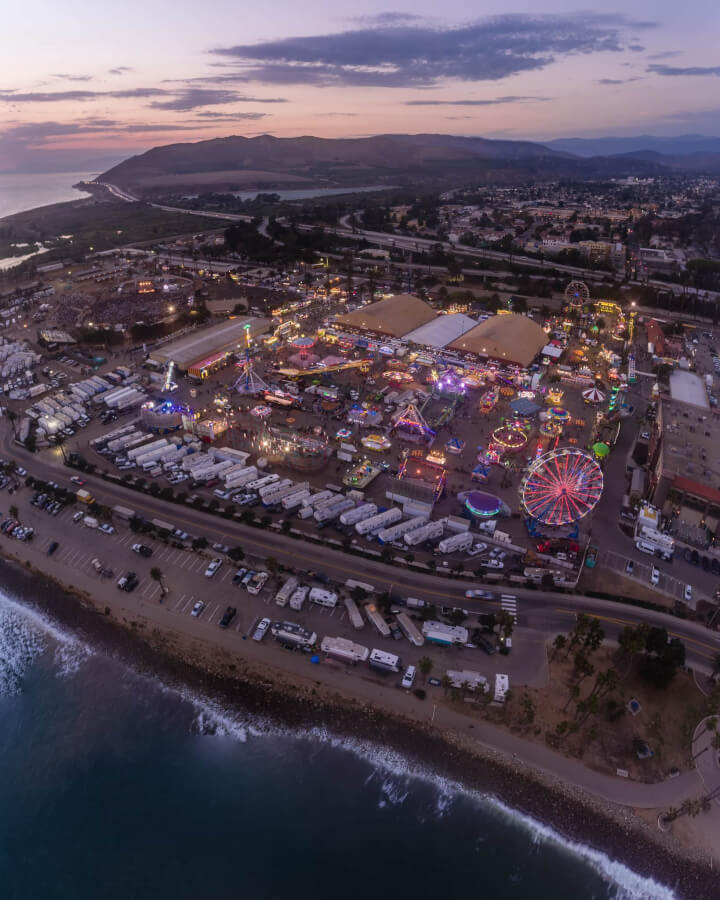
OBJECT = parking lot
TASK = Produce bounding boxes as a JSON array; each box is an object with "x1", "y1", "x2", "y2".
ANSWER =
[
  {"x1": 601, "y1": 548, "x2": 702, "y2": 608},
  {"x1": 16, "y1": 499, "x2": 545, "y2": 689}
]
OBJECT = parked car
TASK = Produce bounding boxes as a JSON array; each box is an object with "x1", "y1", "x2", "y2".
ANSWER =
[
  {"x1": 684, "y1": 585, "x2": 693, "y2": 604},
  {"x1": 73, "y1": 511, "x2": 84, "y2": 523},
  {"x1": 204, "y1": 557, "x2": 223, "y2": 578},
  {"x1": 219, "y1": 606, "x2": 237, "y2": 629},
  {"x1": 476, "y1": 635, "x2": 496, "y2": 655},
  {"x1": 99, "y1": 524, "x2": 115, "y2": 536},
  {"x1": 252, "y1": 617, "x2": 271, "y2": 642},
  {"x1": 467, "y1": 543, "x2": 488, "y2": 557},
  {"x1": 625, "y1": 559, "x2": 634, "y2": 575},
  {"x1": 70, "y1": 476, "x2": 85, "y2": 486},
  {"x1": 117, "y1": 572, "x2": 139, "y2": 592},
  {"x1": 400, "y1": 666, "x2": 416, "y2": 689},
  {"x1": 47, "y1": 541, "x2": 59, "y2": 556},
  {"x1": 132, "y1": 543, "x2": 153, "y2": 558},
  {"x1": 191, "y1": 600, "x2": 205, "y2": 617},
  {"x1": 650, "y1": 566, "x2": 660, "y2": 586}
]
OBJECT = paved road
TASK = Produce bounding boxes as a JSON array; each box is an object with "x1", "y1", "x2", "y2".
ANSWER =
[{"x1": 4, "y1": 424, "x2": 720, "y2": 672}]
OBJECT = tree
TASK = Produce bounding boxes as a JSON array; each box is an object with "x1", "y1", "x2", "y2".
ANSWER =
[
  {"x1": 418, "y1": 656, "x2": 433, "y2": 681},
  {"x1": 572, "y1": 650, "x2": 595, "y2": 685},
  {"x1": 541, "y1": 571, "x2": 555, "y2": 591},
  {"x1": 550, "y1": 634, "x2": 567, "y2": 661},
  {"x1": 583, "y1": 618, "x2": 605, "y2": 654},
  {"x1": 496, "y1": 610, "x2": 515, "y2": 640},
  {"x1": 9, "y1": 504, "x2": 18, "y2": 519},
  {"x1": 228, "y1": 546, "x2": 245, "y2": 562},
  {"x1": 265, "y1": 556, "x2": 278, "y2": 575},
  {"x1": 192, "y1": 536, "x2": 208, "y2": 551},
  {"x1": 150, "y1": 567, "x2": 167, "y2": 596},
  {"x1": 350, "y1": 586, "x2": 367, "y2": 606}
]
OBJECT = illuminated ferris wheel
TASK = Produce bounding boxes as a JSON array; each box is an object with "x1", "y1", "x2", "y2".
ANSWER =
[
  {"x1": 564, "y1": 280, "x2": 590, "y2": 308},
  {"x1": 521, "y1": 449, "x2": 603, "y2": 526}
]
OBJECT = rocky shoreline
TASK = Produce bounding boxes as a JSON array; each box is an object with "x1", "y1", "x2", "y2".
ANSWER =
[{"x1": 2, "y1": 553, "x2": 715, "y2": 899}]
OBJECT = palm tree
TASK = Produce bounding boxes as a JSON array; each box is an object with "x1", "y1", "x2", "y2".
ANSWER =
[
  {"x1": 9, "y1": 504, "x2": 18, "y2": 519},
  {"x1": 418, "y1": 656, "x2": 433, "y2": 682},
  {"x1": 150, "y1": 568, "x2": 167, "y2": 597}
]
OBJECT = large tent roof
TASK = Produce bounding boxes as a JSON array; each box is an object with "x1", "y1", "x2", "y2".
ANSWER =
[
  {"x1": 447, "y1": 314, "x2": 547, "y2": 367},
  {"x1": 403, "y1": 313, "x2": 477, "y2": 348},
  {"x1": 149, "y1": 316, "x2": 270, "y2": 370},
  {"x1": 334, "y1": 294, "x2": 436, "y2": 338}
]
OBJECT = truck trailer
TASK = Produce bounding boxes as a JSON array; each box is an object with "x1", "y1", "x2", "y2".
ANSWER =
[
  {"x1": 320, "y1": 636, "x2": 369, "y2": 664},
  {"x1": 355, "y1": 507, "x2": 402, "y2": 536},
  {"x1": 403, "y1": 518, "x2": 446, "y2": 547}
]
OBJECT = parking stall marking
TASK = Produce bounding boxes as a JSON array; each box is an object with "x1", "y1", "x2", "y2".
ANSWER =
[{"x1": 174, "y1": 593, "x2": 188, "y2": 611}]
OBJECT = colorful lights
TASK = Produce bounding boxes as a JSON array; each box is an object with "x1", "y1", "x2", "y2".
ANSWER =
[{"x1": 521, "y1": 449, "x2": 603, "y2": 526}]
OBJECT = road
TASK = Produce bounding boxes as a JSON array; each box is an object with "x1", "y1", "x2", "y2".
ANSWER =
[{"x1": 4, "y1": 424, "x2": 719, "y2": 673}]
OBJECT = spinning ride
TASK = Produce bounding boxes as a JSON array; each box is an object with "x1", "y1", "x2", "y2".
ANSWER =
[{"x1": 521, "y1": 448, "x2": 603, "y2": 526}]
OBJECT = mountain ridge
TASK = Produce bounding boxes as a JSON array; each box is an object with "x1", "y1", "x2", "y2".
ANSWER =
[{"x1": 97, "y1": 132, "x2": 673, "y2": 195}]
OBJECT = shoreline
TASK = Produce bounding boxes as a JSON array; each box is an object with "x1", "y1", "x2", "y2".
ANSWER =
[{"x1": 1, "y1": 553, "x2": 715, "y2": 899}]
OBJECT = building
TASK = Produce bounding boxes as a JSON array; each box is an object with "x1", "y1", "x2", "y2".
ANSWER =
[
  {"x1": 403, "y1": 313, "x2": 477, "y2": 349},
  {"x1": 334, "y1": 294, "x2": 436, "y2": 338},
  {"x1": 446, "y1": 314, "x2": 547, "y2": 368},
  {"x1": 148, "y1": 316, "x2": 270, "y2": 378},
  {"x1": 650, "y1": 378, "x2": 720, "y2": 532}
]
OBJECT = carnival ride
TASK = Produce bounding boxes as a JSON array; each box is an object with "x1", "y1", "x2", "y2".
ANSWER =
[
  {"x1": 491, "y1": 420, "x2": 529, "y2": 453},
  {"x1": 565, "y1": 280, "x2": 590, "y2": 308},
  {"x1": 521, "y1": 448, "x2": 603, "y2": 526},
  {"x1": 479, "y1": 388, "x2": 499, "y2": 414},
  {"x1": 361, "y1": 433, "x2": 392, "y2": 452},
  {"x1": 582, "y1": 386, "x2": 606, "y2": 404},
  {"x1": 463, "y1": 490, "x2": 506, "y2": 519},
  {"x1": 234, "y1": 324, "x2": 270, "y2": 395},
  {"x1": 392, "y1": 402, "x2": 435, "y2": 442}
]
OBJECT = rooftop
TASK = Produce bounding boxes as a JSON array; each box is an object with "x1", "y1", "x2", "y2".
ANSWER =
[
  {"x1": 447, "y1": 314, "x2": 547, "y2": 367},
  {"x1": 669, "y1": 371, "x2": 708, "y2": 409},
  {"x1": 403, "y1": 313, "x2": 477, "y2": 348},
  {"x1": 149, "y1": 316, "x2": 270, "y2": 369},
  {"x1": 334, "y1": 294, "x2": 436, "y2": 338}
]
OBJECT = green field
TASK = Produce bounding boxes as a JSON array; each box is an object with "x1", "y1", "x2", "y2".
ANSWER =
[{"x1": 0, "y1": 194, "x2": 229, "y2": 268}]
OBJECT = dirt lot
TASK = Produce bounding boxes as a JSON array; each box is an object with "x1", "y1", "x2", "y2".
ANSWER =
[{"x1": 450, "y1": 645, "x2": 713, "y2": 782}]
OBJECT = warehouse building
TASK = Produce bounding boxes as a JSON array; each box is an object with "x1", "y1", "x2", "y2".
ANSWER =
[{"x1": 148, "y1": 316, "x2": 270, "y2": 378}]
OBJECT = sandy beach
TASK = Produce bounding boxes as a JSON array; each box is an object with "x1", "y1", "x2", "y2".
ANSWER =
[{"x1": 1, "y1": 546, "x2": 716, "y2": 900}]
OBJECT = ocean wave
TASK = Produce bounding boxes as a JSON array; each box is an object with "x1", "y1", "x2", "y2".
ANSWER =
[
  {"x1": 155, "y1": 679, "x2": 678, "y2": 900},
  {"x1": 0, "y1": 589, "x2": 93, "y2": 688},
  {"x1": 0, "y1": 604, "x2": 47, "y2": 695}
]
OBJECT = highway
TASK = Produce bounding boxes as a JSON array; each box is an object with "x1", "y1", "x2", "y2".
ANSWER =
[
  {"x1": 4, "y1": 424, "x2": 719, "y2": 673},
  {"x1": 98, "y1": 181, "x2": 719, "y2": 305}
]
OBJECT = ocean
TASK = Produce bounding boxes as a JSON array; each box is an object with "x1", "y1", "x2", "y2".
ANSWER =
[
  {"x1": 0, "y1": 172, "x2": 92, "y2": 219},
  {"x1": 0, "y1": 578, "x2": 678, "y2": 900}
]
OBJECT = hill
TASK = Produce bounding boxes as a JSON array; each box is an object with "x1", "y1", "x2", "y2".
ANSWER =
[
  {"x1": 547, "y1": 134, "x2": 720, "y2": 158},
  {"x1": 97, "y1": 133, "x2": 663, "y2": 195}
]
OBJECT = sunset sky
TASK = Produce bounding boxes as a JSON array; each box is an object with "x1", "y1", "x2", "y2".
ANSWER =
[{"x1": 2, "y1": 0, "x2": 719, "y2": 171}]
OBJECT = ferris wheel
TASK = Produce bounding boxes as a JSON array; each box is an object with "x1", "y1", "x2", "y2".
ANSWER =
[
  {"x1": 521, "y1": 449, "x2": 603, "y2": 526},
  {"x1": 564, "y1": 280, "x2": 590, "y2": 308}
]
